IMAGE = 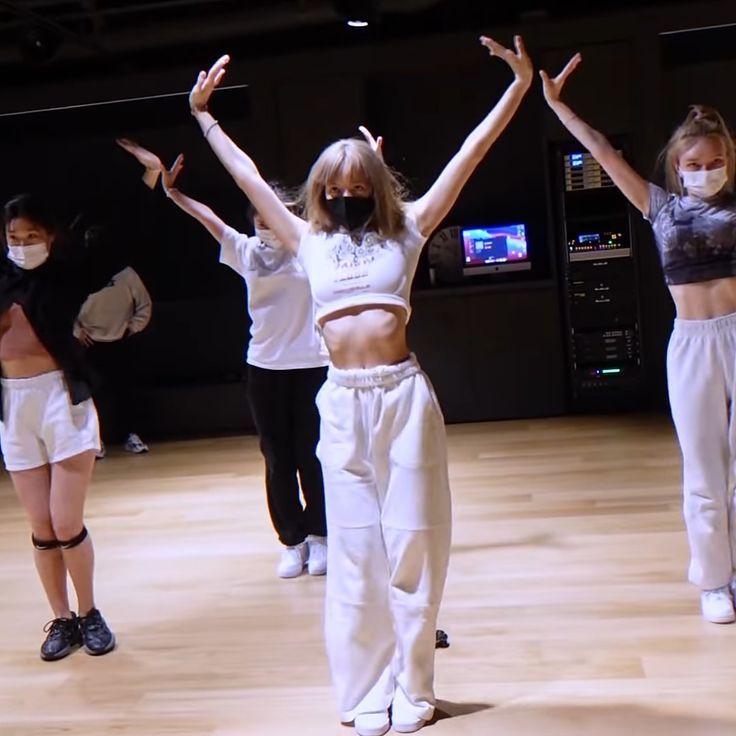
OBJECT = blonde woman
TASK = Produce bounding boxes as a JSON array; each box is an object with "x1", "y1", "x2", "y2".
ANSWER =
[
  {"x1": 190, "y1": 36, "x2": 532, "y2": 736},
  {"x1": 541, "y1": 53, "x2": 736, "y2": 624}
]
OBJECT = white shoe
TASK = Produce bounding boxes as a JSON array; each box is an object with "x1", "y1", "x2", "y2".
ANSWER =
[
  {"x1": 701, "y1": 586, "x2": 736, "y2": 623},
  {"x1": 393, "y1": 720, "x2": 428, "y2": 734},
  {"x1": 124, "y1": 433, "x2": 149, "y2": 454},
  {"x1": 354, "y1": 712, "x2": 390, "y2": 736},
  {"x1": 95, "y1": 443, "x2": 106, "y2": 460},
  {"x1": 277, "y1": 542, "x2": 308, "y2": 578},
  {"x1": 306, "y1": 535, "x2": 327, "y2": 576}
]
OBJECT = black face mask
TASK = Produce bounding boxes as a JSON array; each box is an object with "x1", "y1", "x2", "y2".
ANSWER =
[{"x1": 324, "y1": 195, "x2": 375, "y2": 232}]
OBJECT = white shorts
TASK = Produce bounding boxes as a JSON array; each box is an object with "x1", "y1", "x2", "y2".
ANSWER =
[{"x1": 0, "y1": 370, "x2": 100, "y2": 472}]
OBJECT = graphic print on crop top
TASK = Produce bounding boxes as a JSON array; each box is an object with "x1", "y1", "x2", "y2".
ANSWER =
[
  {"x1": 297, "y1": 214, "x2": 427, "y2": 324},
  {"x1": 646, "y1": 183, "x2": 736, "y2": 285},
  {"x1": 329, "y1": 232, "x2": 393, "y2": 291}
]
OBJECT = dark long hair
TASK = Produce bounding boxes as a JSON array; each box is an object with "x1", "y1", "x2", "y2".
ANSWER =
[
  {"x1": 3, "y1": 193, "x2": 62, "y2": 234},
  {"x1": 2, "y1": 192, "x2": 66, "y2": 259}
]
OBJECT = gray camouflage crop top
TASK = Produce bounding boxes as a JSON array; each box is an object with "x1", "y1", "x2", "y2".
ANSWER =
[{"x1": 645, "y1": 183, "x2": 736, "y2": 285}]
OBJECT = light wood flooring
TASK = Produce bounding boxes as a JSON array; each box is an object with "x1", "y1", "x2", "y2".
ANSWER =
[{"x1": 1, "y1": 413, "x2": 735, "y2": 735}]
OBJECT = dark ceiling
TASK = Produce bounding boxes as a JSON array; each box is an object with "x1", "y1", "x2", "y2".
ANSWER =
[{"x1": 0, "y1": 0, "x2": 702, "y2": 77}]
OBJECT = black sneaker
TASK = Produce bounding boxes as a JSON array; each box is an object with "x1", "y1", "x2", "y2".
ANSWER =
[
  {"x1": 40, "y1": 615, "x2": 82, "y2": 661},
  {"x1": 78, "y1": 608, "x2": 116, "y2": 656},
  {"x1": 435, "y1": 629, "x2": 450, "y2": 649}
]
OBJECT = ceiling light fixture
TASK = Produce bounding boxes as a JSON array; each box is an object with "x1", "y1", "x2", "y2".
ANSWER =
[{"x1": 334, "y1": 0, "x2": 377, "y2": 29}]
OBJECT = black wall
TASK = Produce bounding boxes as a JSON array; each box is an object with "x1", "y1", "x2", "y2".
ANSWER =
[{"x1": 1, "y1": 0, "x2": 733, "y2": 438}]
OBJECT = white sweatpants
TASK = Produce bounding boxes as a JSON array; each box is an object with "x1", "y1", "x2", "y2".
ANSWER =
[
  {"x1": 315, "y1": 355, "x2": 452, "y2": 724},
  {"x1": 667, "y1": 313, "x2": 736, "y2": 590}
]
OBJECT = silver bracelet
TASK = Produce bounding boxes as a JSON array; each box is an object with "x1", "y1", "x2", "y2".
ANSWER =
[{"x1": 205, "y1": 120, "x2": 220, "y2": 138}]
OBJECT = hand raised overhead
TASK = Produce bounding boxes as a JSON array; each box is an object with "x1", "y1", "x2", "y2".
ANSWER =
[
  {"x1": 358, "y1": 125, "x2": 384, "y2": 161},
  {"x1": 479, "y1": 35, "x2": 533, "y2": 86},
  {"x1": 190, "y1": 54, "x2": 230, "y2": 113},
  {"x1": 162, "y1": 154, "x2": 185, "y2": 193},
  {"x1": 539, "y1": 53, "x2": 582, "y2": 106},
  {"x1": 116, "y1": 138, "x2": 162, "y2": 171}
]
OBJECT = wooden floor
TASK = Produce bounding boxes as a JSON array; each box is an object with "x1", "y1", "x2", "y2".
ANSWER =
[{"x1": 2, "y1": 413, "x2": 736, "y2": 736}]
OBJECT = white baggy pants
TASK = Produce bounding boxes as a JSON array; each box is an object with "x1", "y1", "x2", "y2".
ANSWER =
[
  {"x1": 667, "y1": 313, "x2": 736, "y2": 590},
  {"x1": 315, "y1": 354, "x2": 452, "y2": 724}
]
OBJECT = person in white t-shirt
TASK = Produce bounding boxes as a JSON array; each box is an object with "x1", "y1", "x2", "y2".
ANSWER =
[
  {"x1": 75, "y1": 230, "x2": 152, "y2": 457},
  {"x1": 117, "y1": 139, "x2": 329, "y2": 579},
  {"x1": 189, "y1": 36, "x2": 532, "y2": 736}
]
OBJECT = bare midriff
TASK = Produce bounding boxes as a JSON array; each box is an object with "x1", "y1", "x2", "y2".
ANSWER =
[
  {"x1": 320, "y1": 303, "x2": 410, "y2": 369},
  {"x1": 669, "y1": 277, "x2": 736, "y2": 320},
  {"x1": 0, "y1": 303, "x2": 59, "y2": 378}
]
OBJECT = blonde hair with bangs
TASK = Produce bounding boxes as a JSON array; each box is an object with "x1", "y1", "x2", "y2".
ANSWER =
[
  {"x1": 302, "y1": 138, "x2": 408, "y2": 240},
  {"x1": 659, "y1": 105, "x2": 736, "y2": 195}
]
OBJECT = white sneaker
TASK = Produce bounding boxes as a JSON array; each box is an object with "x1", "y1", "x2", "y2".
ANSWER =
[
  {"x1": 354, "y1": 712, "x2": 390, "y2": 736},
  {"x1": 124, "y1": 433, "x2": 149, "y2": 454},
  {"x1": 306, "y1": 535, "x2": 327, "y2": 576},
  {"x1": 95, "y1": 443, "x2": 106, "y2": 460},
  {"x1": 277, "y1": 542, "x2": 308, "y2": 578},
  {"x1": 393, "y1": 720, "x2": 428, "y2": 734},
  {"x1": 701, "y1": 586, "x2": 736, "y2": 624}
]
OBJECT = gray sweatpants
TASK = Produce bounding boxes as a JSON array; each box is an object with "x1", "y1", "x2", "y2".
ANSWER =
[{"x1": 667, "y1": 312, "x2": 736, "y2": 590}]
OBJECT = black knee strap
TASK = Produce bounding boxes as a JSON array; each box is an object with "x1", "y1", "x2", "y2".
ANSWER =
[
  {"x1": 58, "y1": 526, "x2": 89, "y2": 550},
  {"x1": 32, "y1": 534, "x2": 60, "y2": 551}
]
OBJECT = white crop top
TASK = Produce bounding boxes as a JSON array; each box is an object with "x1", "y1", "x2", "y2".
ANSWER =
[{"x1": 296, "y1": 211, "x2": 427, "y2": 325}]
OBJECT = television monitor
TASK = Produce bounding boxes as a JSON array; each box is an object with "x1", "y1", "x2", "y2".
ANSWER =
[{"x1": 461, "y1": 223, "x2": 531, "y2": 276}]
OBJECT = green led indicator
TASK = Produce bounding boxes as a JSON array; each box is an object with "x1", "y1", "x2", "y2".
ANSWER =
[{"x1": 602, "y1": 368, "x2": 622, "y2": 375}]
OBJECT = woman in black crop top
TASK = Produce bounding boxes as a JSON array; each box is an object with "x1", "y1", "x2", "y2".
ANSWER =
[
  {"x1": 540, "y1": 53, "x2": 736, "y2": 624},
  {"x1": 188, "y1": 36, "x2": 533, "y2": 735}
]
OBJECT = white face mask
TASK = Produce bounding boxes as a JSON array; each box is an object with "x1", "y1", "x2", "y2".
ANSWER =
[
  {"x1": 7, "y1": 242, "x2": 49, "y2": 270},
  {"x1": 255, "y1": 227, "x2": 282, "y2": 249},
  {"x1": 679, "y1": 166, "x2": 729, "y2": 199}
]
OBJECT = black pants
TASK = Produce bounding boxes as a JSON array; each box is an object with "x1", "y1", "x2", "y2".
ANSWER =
[
  {"x1": 87, "y1": 336, "x2": 142, "y2": 443},
  {"x1": 247, "y1": 364, "x2": 327, "y2": 547}
]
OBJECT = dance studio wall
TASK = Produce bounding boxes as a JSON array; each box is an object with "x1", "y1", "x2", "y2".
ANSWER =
[{"x1": 0, "y1": 0, "x2": 733, "y2": 438}]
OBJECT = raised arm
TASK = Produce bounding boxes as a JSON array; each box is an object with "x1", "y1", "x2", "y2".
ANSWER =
[
  {"x1": 161, "y1": 154, "x2": 229, "y2": 241},
  {"x1": 117, "y1": 140, "x2": 228, "y2": 241},
  {"x1": 115, "y1": 138, "x2": 161, "y2": 190},
  {"x1": 358, "y1": 125, "x2": 384, "y2": 161},
  {"x1": 409, "y1": 35, "x2": 534, "y2": 237},
  {"x1": 189, "y1": 55, "x2": 305, "y2": 253},
  {"x1": 539, "y1": 54, "x2": 650, "y2": 215}
]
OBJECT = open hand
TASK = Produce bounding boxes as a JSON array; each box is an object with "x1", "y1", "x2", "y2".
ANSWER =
[
  {"x1": 480, "y1": 35, "x2": 533, "y2": 87},
  {"x1": 358, "y1": 125, "x2": 384, "y2": 161},
  {"x1": 162, "y1": 154, "x2": 185, "y2": 192},
  {"x1": 190, "y1": 54, "x2": 229, "y2": 113},
  {"x1": 539, "y1": 53, "x2": 582, "y2": 106},
  {"x1": 116, "y1": 138, "x2": 162, "y2": 170}
]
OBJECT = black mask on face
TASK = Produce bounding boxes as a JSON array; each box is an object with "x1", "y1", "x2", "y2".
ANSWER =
[{"x1": 324, "y1": 195, "x2": 375, "y2": 232}]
